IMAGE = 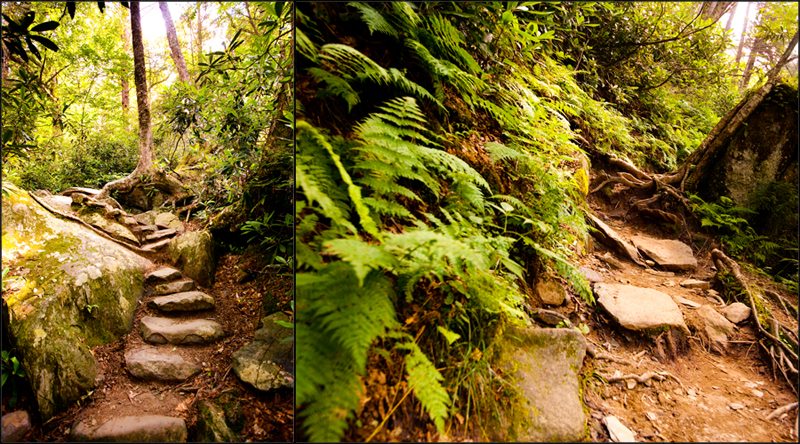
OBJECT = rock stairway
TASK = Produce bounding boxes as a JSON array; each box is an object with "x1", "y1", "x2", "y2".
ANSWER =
[{"x1": 69, "y1": 265, "x2": 226, "y2": 441}]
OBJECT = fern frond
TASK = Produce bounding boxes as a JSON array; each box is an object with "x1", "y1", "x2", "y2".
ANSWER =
[
  {"x1": 307, "y1": 68, "x2": 360, "y2": 111},
  {"x1": 323, "y1": 238, "x2": 398, "y2": 285},
  {"x1": 395, "y1": 338, "x2": 450, "y2": 434},
  {"x1": 347, "y1": 2, "x2": 398, "y2": 38},
  {"x1": 485, "y1": 141, "x2": 524, "y2": 163}
]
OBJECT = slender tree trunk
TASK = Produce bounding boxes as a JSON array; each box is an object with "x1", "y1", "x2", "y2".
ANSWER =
[
  {"x1": 724, "y1": 2, "x2": 737, "y2": 33},
  {"x1": 159, "y1": 2, "x2": 190, "y2": 84},
  {"x1": 735, "y1": 2, "x2": 752, "y2": 65},
  {"x1": 196, "y1": 3, "x2": 204, "y2": 62},
  {"x1": 121, "y1": 13, "x2": 131, "y2": 131},
  {"x1": 130, "y1": 1, "x2": 154, "y2": 174}
]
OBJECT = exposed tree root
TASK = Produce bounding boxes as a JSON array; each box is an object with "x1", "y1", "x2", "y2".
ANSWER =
[
  {"x1": 765, "y1": 402, "x2": 798, "y2": 421},
  {"x1": 711, "y1": 249, "x2": 799, "y2": 394},
  {"x1": 602, "y1": 370, "x2": 685, "y2": 391},
  {"x1": 586, "y1": 343, "x2": 634, "y2": 366}
]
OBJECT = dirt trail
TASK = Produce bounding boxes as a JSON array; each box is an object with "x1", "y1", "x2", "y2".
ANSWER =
[
  {"x1": 20, "y1": 253, "x2": 292, "y2": 442},
  {"x1": 571, "y1": 200, "x2": 799, "y2": 442}
]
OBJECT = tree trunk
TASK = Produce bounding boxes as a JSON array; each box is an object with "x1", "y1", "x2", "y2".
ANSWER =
[
  {"x1": 735, "y1": 2, "x2": 752, "y2": 65},
  {"x1": 196, "y1": 3, "x2": 204, "y2": 61},
  {"x1": 121, "y1": 12, "x2": 131, "y2": 131},
  {"x1": 699, "y1": 2, "x2": 733, "y2": 23},
  {"x1": 739, "y1": 3, "x2": 765, "y2": 90},
  {"x1": 724, "y1": 2, "x2": 737, "y2": 33},
  {"x1": 159, "y1": 2, "x2": 190, "y2": 84}
]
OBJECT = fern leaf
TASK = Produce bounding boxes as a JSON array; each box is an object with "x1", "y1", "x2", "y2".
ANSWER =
[
  {"x1": 307, "y1": 68, "x2": 360, "y2": 111},
  {"x1": 396, "y1": 339, "x2": 450, "y2": 434},
  {"x1": 323, "y1": 238, "x2": 398, "y2": 285},
  {"x1": 348, "y1": 2, "x2": 398, "y2": 38}
]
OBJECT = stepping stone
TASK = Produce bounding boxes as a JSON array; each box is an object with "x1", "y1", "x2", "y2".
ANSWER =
[
  {"x1": 140, "y1": 316, "x2": 225, "y2": 345},
  {"x1": 644, "y1": 269, "x2": 675, "y2": 277},
  {"x1": 125, "y1": 347, "x2": 202, "y2": 381},
  {"x1": 142, "y1": 238, "x2": 172, "y2": 252},
  {"x1": 154, "y1": 279, "x2": 196, "y2": 295},
  {"x1": 594, "y1": 283, "x2": 689, "y2": 334},
  {"x1": 680, "y1": 279, "x2": 710, "y2": 290},
  {"x1": 155, "y1": 212, "x2": 183, "y2": 230},
  {"x1": 139, "y1": 224, "x2": 158, "y2": 233},
  {"x1": 145, "y1": 268, "x2": 182, "y2": 284},
  {"x1": 631, "y1": 235, "x2": 697, "y2": 271},
  {"x1": 489, "y1": 328, "x2": 587, "y2": 442},
  {"x1": 122, "y1": 216, "x2": 138, "y2": 227},
  {"x1": 146, "y1": 228, "x2": 177, "y2": 242},
  {"x1": 673, "y1": 295, "x2": 701, "y2": 308},
  {"x1": 70, "y1": 415, "x2": 187, "y2": 442},
  {"x1": 149, "y1": 291, "x2": 215, "y2": 312}
]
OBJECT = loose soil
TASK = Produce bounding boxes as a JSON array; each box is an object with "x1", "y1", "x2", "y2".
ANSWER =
[{"x1": 2, "y1": 251, "x2": 293, "y2": 442}]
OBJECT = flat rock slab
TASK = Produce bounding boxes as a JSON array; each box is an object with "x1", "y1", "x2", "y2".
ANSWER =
[
  {"x1": 70, "y1": 415, "x2": 187, "y2": 442},
  {"x1": 140, "y1": 316, "x2": 225, "y2": 345},
  {"x1": 154, "y1": 279, "x2": 196, "y2": 295},
  {"x1": 232, "y1": 313, "x2": 294, "y2": 392},
  {"x1": 681, "y1": 279, "x2": 710, "y2": 290},
  {"x1": 146, "y1": 228, "x2": 178, "y2": 242},
  {"x1": 155, "y1": 212, "x2": 183, "y2": 230},
  {"x1": 491, "y1": 328, "x2": 587, "y2": 442},
  {"x1": 149, "y1": 291, "x2": 215, "y2": 312},
  {"x1": 588, "y1": 214, "x2": 645, "y2": 266},
  {"x1": 125, "y1": 347, "x2": 201, "y2": 381},
  {"x1": 142, "y1": 238, "x2": 172, "y2": 252},
  {"x1": 631, "y1": 235, "x2": 697, "y2": 271},
  {"x1": 145, "y1": 268, "x2": 182, "y2": 284},
  {"x1": 595, "y1": 283, "x2": 689, "y2": 334}
]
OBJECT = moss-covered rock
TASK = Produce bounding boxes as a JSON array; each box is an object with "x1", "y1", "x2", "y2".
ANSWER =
[
  {"x1": 1, "y1": 190, "x2": 146, "y2": 421},
  {"x1": 167, "y1": 230, "x2": 218, "y2": 287},
  {"x1": 195, "y1": 400, "x2": 239, "y2": 442}
]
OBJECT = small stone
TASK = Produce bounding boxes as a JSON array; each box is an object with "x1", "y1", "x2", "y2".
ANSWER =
[
  {"x1": 663, "y1": 281, "x2": 675, "y2": 287},
  {"x1": 706, "y1": 289, "x2": 719, "y2": 296},
  {"x1": 681, "y1": 279, "x2": 710, "y2": 290},
  {"x1": 645, "y1": 259, "x2": 656, "y2": 267},
  {"x1": 645, "y1": 412, "x2": 657, "y2": 422},
  {"x1": 122, "y1": 216, "x2": 138, "y2": 227},
  {"x1": 145, "y1": 229, "x2": 178, "y2": 242},
  {"x1": 687, "y1": 388, "x2": 697, "y2": 396},
  {"x1": 673, "y1": 295, "x2": 701, "y2": 308},
  {"x1": 751, "y1": 389, "x2": 764, "y2": 398},
  {"x1": 626, "y1": 379, "x2": 637, "y2": 390},
  {"x1": 644, "y1": 269, "x2": 675, "y2": 277},
  {"x1": 142, "y1": 238, "x2": 172, "y2": 252},
  {"x1": 71, "y1": 193, "x2": 86, "y2": 204},
  {"x1": 2, "y1": 411, "x2": 31, "y2": 442},
  {"x1": 721, "y1": 302, "x2": 750, "y2": 324},
  {"x1": 729, "y1": 402, "x2": 744, "y2": 410},
  {"x1": 536, "y1": 277, "x2": 566, "y2": 306},
  {"x1": 155, "y1": 212, "x2": 180, "y2": 229},
  {"x1": 744, "y1": 381, "x2": 757, "y2": 389},
  {"x1": 579, "y1": 266, "x2": 604, "y2": 283},
  {"x1": 599, "y1": 252, "x2": 624, "y2": 270},
  {"x1": 603, "y1": 416, "x2": 636, "y2": 442}
]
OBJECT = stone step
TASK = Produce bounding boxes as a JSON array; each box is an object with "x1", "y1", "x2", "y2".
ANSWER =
[
  {"x1": 145, "y1": 268, "x2": 182, "y2": 284},
  {"x1": 70, "y1": 415, "x2": 187, "y2": 442},
  {"x1": 141, "y1": 238, "x2": 172, "y2": 252},
  {"x1": 124, "y1": 347, "x2": 201, "y2": 381},
  {"x1": 140, "y1": 316, "x2": 225, "y2": 345},
  {"x1": 154, "y1": 280, "x2": 196, "y2": 295},
  {"x1": 149, "y1": 291, "x2": 215, "y2": 312},
  {"x1": 146, "y1": 228, "x2": 178, "y2": 242}
]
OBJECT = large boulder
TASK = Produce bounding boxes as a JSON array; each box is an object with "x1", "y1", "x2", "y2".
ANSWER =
[
  {"x1": 167, "y1": 230, "x2": 217, "y2": 287},
  {"x1": 490, "y1": 328, "x2": 588, "y2": 442},
  {"x1": 232, "y1": 312, "x2": 294, "y2": 392},
  {"x1": 1, "y1": 190, "x2": 146, "y2": 421}
]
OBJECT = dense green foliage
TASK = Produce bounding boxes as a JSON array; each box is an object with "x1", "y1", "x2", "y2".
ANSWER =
[{"x1": 295, "y1": 2, "x2": 797, "y2": 441}]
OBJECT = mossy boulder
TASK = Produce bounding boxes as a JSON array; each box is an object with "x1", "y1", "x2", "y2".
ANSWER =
[
  {"x1": 195, "y1": 399, "x2": 239, "y2": 442},
  {"x1": 167, "y1": 230, "x2": 218, "y2": 287},
  {"x1": 1, "y1": 190, "x2": 146, "y2": 421}
]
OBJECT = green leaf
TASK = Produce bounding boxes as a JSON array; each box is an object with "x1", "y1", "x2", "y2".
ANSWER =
[
  {"x1": 30, "y1": 20, "x2": 59, "y2": 32},
  {"x1": 275, "y1": 1, "x2": 285, "y2": 18},
  {"x1": 323, "y1": 239, "x2": 397, "y2": 286},
  {"x1": 66, "y1": 2, "x2": 76, "y2": 20},
  {"x1": 500, "y1": 201, "x2": 514, "y2": 213},
  {"x1": 436, "y1": 326, "x2": 461, "y2": 345},
  {"x1": 28, "y1": 35, "x2": 58, "y2": 52}
]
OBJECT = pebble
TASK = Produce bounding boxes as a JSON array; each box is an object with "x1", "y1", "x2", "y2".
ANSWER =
[
  {"x1": 663, "y1": 281, "x2": 675, "y2": 287},
  {"x1": 751, "y1": 389, "x2": 764, "y2": 398},
  {"x1": 626, "y1": 379, "x2": 637, "y2": 390},
  {"x1": 687, "y1": 388, "x2": 696, "y2": 396},
  {"x1": 645, "y1": 412, "x2": 657, "y2": 422},
  {"x1": 744, "y1": 381, "x2": 757, "y2": 389},
  {"x1": 603, "y1": 416, "x2": 636, "y2": 442},
  {"x1": 729, "y1": 402, "x2": 745, "y2": 410}
]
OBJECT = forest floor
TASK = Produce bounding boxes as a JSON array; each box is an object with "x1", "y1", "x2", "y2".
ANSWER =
[
  {"x1": 575, "y1": 189, "x2": 799, "y2": 442},
  {"x1": 341, "y1": 183, "x2": 799, "y2": 443},
  {"x1": 2, "y1": 251, "x2": 293, "y2": 442}
]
